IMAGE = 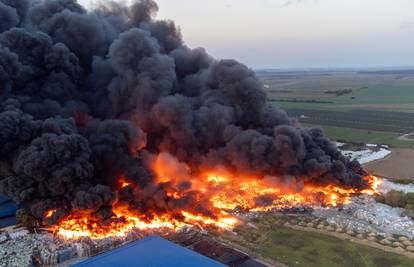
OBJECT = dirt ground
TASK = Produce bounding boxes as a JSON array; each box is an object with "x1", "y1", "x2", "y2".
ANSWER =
[{"x1": 365, "y1": 148, "x2": 414, "y2": 180}]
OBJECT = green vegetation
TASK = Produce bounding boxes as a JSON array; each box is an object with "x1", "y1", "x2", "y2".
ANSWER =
[
  {"x1": 325, "y1": 88, "x2": 353, "y2": 96},
  {"x1": 376, "y1": 191, "x2": 414, "y2": 218},
  {"x1": 288, "y1": 109, "x2": 414, "y2": 133},
  {"x1": 224, "y1": 216, "x2": 414, "y2": 267},
  {"x1": 15, "y1": 208, "x2": 40, "y2": 232},
  {"x1": 272, "y1": 99, "x2": 333, "y2": 104},
  {"x1": 261, "y1": 72, "x2": 414, "y2": 148},
  {"x1": 392, "y1": 179, "x2": 414, "y2": 185},
  {"x1": 301, "y1": 124, "x2": 414, "y2": 148},
  {"x1": 262, "y1": 73, "x2": 414, "y2": 112}
]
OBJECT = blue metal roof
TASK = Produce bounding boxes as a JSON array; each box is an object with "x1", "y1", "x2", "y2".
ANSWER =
[
  {"x1": 72, "y1": 236, "x2": 226, "y2": 267},
  {"x1": 0, "y1": 194, "x2": 18, "y2": 228}
]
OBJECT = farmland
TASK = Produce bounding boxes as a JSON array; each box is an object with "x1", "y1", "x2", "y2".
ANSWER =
[
  {"x1": 258, "y1": 70, "x2": 414, "y2": 148},
  {"x1": 260, "y1": 70, "x2": 414, "y2": 112},
  {"x1": 300, "y1": 124, "x2": 414, "y2": 149},
  {"x1": 365, "y1": 148, "x2": 414, "y2": 180}
]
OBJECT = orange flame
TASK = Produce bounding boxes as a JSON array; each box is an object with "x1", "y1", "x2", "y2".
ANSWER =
[
  {"x1": 55, "y1": 209, "x2": 237, "y2": 240},
  {"x1": 118, "y1": 175, "x2": 132, "y2": 189},
  {"x1": 45, "y1": 209, "x2": 57, "y2": 218},
  {"x1": 53, "y1": 154, "x2": 382, "y2": 240}
]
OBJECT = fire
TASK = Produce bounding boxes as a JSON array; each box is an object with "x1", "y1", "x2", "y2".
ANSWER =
[
  {"x1": 206, "y1": 174, "x2": 382, "y2": 212},
  {"x1": 55, "y1": 210, "x2": 237, "y2": 240},
  {"x1": 118, "y1": 176, "x2": 132, "y2": 188},
  {"x1": 53, "y1": 154, "x2": 382, "y2": 240},
  {"x1": 45, "y1": 209, "x2": 57, "y2": 218}
]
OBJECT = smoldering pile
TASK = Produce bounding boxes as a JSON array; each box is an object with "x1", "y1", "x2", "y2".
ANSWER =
[{"x1": 0, "y1": 0, "x2": 367, "y2": 225}]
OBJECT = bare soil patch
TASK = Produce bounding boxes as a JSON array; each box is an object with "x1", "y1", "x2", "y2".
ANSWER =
[{"x1": 365, "y1": 148, "x2": 414, "y2": 180}]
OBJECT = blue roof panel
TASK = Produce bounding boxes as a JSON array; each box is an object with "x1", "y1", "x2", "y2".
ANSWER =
[
  {"x1": 0, "y1": 201, "x2": 19, "y2": 218},
  {"x1": 0, "y1": 194, "x2": 10, "y2": 204},
  {"x1": 72, "y1": 236, "x2": 226, "y2": 267},
  {"x1": 0, "y1": 216, "x2": 16, "y2": 228},
  {"x1": 0, "y1": 194, "x2": 18, "y2": 228}
]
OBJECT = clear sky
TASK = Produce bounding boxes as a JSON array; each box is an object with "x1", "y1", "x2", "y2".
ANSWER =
[{"x1": 79, "y1": 0, "x2": 414, "y2": 69}]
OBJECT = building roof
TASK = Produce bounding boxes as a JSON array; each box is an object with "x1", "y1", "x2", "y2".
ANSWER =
[
  {"x1": 0, "y1": 194, "x2": 18, "y2": 228},
  {"x1": 72, "y1": 236, "x2": 226, "y2": 267}
]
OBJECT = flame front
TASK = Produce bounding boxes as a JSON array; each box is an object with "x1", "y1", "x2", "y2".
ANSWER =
[
  {"x1": 55, "y1": 210, "x2": 237, "y2": 240},
  {"x1": 206, "y1": 174, "x2": 382, "y2": 212},
  {"x1": 53, "y1": 155, "x2": 382, "y2": 240}
]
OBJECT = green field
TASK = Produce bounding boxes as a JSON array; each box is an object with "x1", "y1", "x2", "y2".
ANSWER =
[
  {"x1": 261, "y1": 72, "x2": 414, "y2": 112},
  {"x1": 258, "y1": 71, "x2": 414, "y2": 147},
  {"x1": 302, "y1": 124, "x2": 414, "y2": 148},
  {"x1": 224, "y1": 216, "x2": 414, "y2": 267}
]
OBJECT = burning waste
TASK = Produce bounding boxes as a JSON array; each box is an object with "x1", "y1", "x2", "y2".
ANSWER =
[{"x1": 0, "y1": 0, "x2": 380, "y2": 240}]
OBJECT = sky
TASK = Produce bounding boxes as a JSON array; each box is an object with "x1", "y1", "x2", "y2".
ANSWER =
[{"x1": 79, "y1": 0, "x2": 414, "y2": 69}]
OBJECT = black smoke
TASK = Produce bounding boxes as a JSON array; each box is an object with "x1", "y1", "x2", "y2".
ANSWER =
[{"x1": 0, "y1": 0, "x2": 366, "y2": 223}]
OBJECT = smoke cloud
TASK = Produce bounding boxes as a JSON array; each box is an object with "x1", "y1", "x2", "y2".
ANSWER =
[{"x1": 0, "y1": 0, "x2": 366, "y2": 224}]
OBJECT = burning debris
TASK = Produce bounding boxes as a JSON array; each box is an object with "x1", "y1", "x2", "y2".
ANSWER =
[{"x1": 0, "y1": 0, "x2": 375, "y2": 240}]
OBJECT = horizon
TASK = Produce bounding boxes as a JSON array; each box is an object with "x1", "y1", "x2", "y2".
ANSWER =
[{"x1": 79, "y1": 0, "x2": 414, "y2": 69}]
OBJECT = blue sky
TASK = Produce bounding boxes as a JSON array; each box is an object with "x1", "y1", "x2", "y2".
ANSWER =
[{"x1": 80, "y1": 0, "x2": 414, "y2": 69}]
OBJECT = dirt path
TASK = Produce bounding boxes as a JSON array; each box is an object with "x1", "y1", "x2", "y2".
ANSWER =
[
  {"x1": 365, "y1": 148, "x2": 414, "y2": 180},
  {"x1": 398, "y1": 133, "x2": 414, "y2": 142},
  {"x1": 286, "y1": 225, "x2": 414, "y2": 260}
]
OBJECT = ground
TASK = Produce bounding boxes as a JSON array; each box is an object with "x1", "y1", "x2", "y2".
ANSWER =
[
  {"x1": 222, "y1": 216, "x2": 414, "y2": 267},
  {"x1": 258, "y1": 70, "x2": 414, "y2": 181},
  {"x1": 302, "y1": 124, "x2": 414, "y2": 149},
  {"x1": 261, "y1": 71, "x2": 414, "y2": 112},
  {"x1": 219, "y1": 70, "x2": 414, "y2": 266},
  {"x1": 259, "y1": 71, "x2": 414, "y2": 147},
  {"x1": 365, "y1": 148, "x2": 414, "y2": 180}
]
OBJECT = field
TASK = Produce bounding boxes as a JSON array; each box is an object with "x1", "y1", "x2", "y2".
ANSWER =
[
  {"x1": 260, "y1": 71, "x2": 414, "y2": 112},
  {"x1": 301, "y1": 124, "x2": 414, "y2": 149},
  {"x1": 223, "y1": 216, "x2": 414, "y2": 267},
  {"x1": 289, "y1": 109, "x2": 414, "y2": 134},
  {"x1": 365, "y1": 148, "x2": 414, "y2": 180},
  {"x1": 258, "y1": 70, "x2": 414, "y2": 148}
]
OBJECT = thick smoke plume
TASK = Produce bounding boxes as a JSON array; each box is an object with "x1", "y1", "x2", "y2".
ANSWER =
[{"x1": 0, "y1": 0, "x2": 366, "y2": 224}]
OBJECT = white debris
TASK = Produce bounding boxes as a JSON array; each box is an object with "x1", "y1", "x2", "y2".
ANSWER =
[
  {"x1": 380, "y1": 179, "x2": 414, "y2": 194},
  {"x1": 9, "y1": 229, "x2": 29, "y2": 240},
  {"x1": 340, "y1": 148, "x2": 391, "y2": 165},
  {"x1": 314, "y1": 179, "x2": 414, "y2": 239},
  {"x1": 314, "y1": 195, "x2": 414, "y2": 239},
  {"x1": 0, "y1": 234, "x2": 8, "y2": 243},
  {"x1": 335, "y1": 142, "x2": 345, "y2": 147}
]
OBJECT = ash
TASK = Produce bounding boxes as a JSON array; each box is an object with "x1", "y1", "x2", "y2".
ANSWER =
[{"x1": 314, "y1": 179, "x2": 414, "y2": 239}]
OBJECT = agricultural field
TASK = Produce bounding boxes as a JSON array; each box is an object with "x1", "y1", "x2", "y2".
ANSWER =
[
  {"x1": 300, "y1": 124, "x2": 414, "y2": 149},
  {"x1": 290, "y1": 109, "x2": 414, "y2": 134},
  {"x1": 260, "y1": 70, "x2": 414, "y2": 112},
  {"x1": 365, "y1": 148, "x2": 414, "y2": 180},
  {"x1": 257, "y1": 70, "x2": 414, "y2": 148},
  {"x1": 223, "y1": 216, "x2": 414, "y2": 267}
]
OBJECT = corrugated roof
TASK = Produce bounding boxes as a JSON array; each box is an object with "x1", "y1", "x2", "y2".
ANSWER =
[
  {"x1": 0, "y1": 194, "x2": 18, "y2": 228},
  {"x1": 72, "y1": 236, "x2": 226, "y2": 267}
]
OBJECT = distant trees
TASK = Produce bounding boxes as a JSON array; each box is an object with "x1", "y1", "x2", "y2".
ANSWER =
[{"x1": 325, "y1": 89, "x2": 353, "y2": 96}]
